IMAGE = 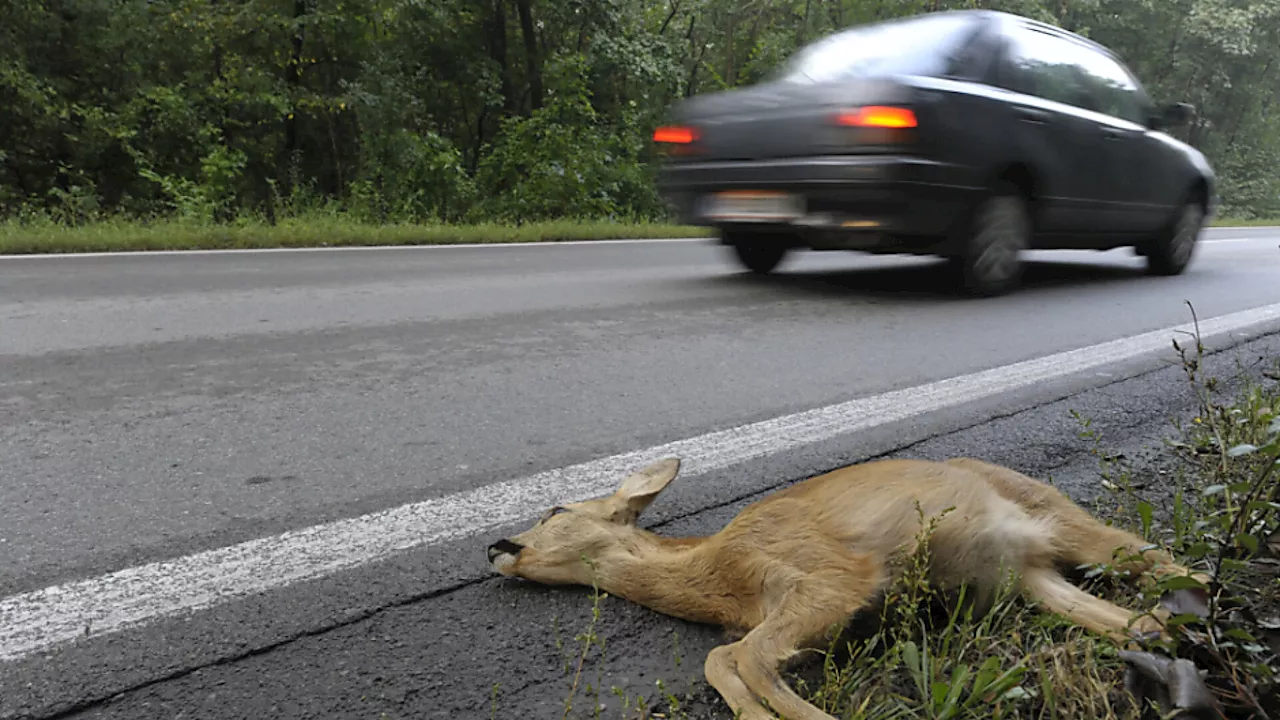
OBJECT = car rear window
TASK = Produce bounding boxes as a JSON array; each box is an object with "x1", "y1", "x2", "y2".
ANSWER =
[{"x1": 779, "y1": 12, "x2": 981, "y2": 83}]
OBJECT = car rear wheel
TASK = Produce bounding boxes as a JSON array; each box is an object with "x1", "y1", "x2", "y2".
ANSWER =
[
  {"x1": 950, "y1": 183, "x2": 1030, "y2": 297},
  {"x1": 726, "y1": 234, "x2": 790, "y2": 274},
  {"x1": 1146, "y1": 200, "x2": 1203, "y2": 276}
]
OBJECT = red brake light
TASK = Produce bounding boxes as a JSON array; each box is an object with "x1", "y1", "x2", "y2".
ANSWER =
[
  {"x1": 835, "y1": 106, "x2": 918, "y2": 129},
  {"x1": 653, "y1": 125, "x2": 698, "y2": 144}
]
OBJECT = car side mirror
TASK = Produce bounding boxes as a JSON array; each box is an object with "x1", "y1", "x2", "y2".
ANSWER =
[{"x1": 1149, "y1": 102, "x2": 1195, "y2": 130}]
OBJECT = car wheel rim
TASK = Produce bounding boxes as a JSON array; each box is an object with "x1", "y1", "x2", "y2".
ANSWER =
[
  {"x1": 972, "y1": 197, "x2": 1027, "y2": 284},
  {"x1": 1169, "y1": 205, "x2": 1201, "y2": 266}
]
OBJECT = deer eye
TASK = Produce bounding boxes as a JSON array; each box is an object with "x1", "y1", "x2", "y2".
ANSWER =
[{"x1": 540, "y1": 506, "x2": 570, "y2": 523}]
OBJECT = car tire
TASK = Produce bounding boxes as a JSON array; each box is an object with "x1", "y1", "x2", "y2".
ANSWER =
[
  {"x1": 1145, "y1": 199, "x2": 1203, "y2": 276},
  {"x1": 727, "y1": 235, "x2": 789, "y2": 274},
  {"x1": 949, "y1": 182, "x2": 1030, "y2": 297}
]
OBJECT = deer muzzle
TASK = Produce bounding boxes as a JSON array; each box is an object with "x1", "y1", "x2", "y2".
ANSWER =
[{"x1": 487, "y1": 538, "x2": 525, "y2": 564}]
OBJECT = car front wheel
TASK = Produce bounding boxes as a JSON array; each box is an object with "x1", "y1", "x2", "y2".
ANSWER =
[
  {"x1": 1146, "y1": 200, "x2": 1203, "y2": 276},
  {"x1": 950, "y1": 183, "x2": 1030, "y2": 297},
  {"x1": 726, "y1": 234, "x2": 790, "y2": 274}
]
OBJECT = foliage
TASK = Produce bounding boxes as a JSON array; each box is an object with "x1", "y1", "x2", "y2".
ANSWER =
[
  {"x1": 3, "y1": 0, "x2": 1280, "y2": 226},
  {"x1": 1154, "y1": 312, "x2": 1280, "y2": 716}
]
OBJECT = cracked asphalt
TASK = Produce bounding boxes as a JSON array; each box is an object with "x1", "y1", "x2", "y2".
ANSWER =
[{"x1": 2, "y1": 229, "x2": 1280, "y2": 719}]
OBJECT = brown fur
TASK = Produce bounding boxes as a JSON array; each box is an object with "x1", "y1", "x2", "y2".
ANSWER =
[{"x1": 486, "y1": 456, "x2": 1207, "y2": 720}]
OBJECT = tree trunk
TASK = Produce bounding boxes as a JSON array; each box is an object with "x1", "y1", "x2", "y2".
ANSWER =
[
  {"x1": 515, "y1": 0, "x2": 542, "y2": 112},
  {"x1": 685, "y1": 15, "x2": 703, "y2": 97},
  {"x1": 796, "y1": 0, "x2": 811, "y2": 47},
  {"x1": 725, "y1": 12, "x2": 737, "y2": 87},
  {"x1": 1224, "y1": 57, "x2": 1275, "y2": 151},
  {"x1": 284, "y1": 0, "x2": 307, "y2": 192},
  {"x1": 211, "y1": 0, "x2": 235, "y2": 221},
  {"x1": 660, "y1": 0, "x2": 681, "y2": 35},
  {"x1": 487, "y1": 0, "x2": 514, "y2": 115}
]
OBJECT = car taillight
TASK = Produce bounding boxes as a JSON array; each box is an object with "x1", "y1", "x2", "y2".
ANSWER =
[
  {"x1": 834, "y1": 106, "x2": 918, "y2": 128},
  {"x1": 653, "y1": 124, "x2": 701, "y2": 157},
  {"x1": 653, "y1": 125, "x2": 699, "y2": 144},
  {"x1": 831, "y1": 106, "x2": 918, "y2": 149}
]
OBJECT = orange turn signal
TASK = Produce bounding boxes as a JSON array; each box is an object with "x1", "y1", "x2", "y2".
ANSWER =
[{"x1": 834, "y1": 106, "x2": 918, "y2": 129}]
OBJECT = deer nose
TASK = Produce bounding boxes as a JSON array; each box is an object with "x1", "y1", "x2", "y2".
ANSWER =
[{"x1": 487, "y1": 538, "x2": 525, "y2": 563}]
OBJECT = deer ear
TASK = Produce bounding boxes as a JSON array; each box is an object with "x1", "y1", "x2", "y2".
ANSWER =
[{"x1": 611, "y1": 457, "x2": 681, "y2": 524}]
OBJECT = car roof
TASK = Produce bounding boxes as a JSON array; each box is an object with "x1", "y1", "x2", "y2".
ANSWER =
[
  {"x1": 963, "y1": 9, "x2": 1123, "y2": 60},
  {"x1": 807, "y1": 9, "x2": 1131, "y2": 78},
  {"x1": 846, "y1": 8, "x2": 1111, "y2": 52}
]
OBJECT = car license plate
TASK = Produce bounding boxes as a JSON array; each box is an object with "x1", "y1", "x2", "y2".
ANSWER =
[{"x1": 701, "y1": 191, "x2": 803, "y2": 222}]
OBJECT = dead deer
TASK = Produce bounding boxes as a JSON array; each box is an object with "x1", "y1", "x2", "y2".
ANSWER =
[{"x1": 486, "y1": 456, "x2": 1208, "y2": 720}]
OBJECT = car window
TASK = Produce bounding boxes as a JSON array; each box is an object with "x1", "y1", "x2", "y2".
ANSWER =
[
  {"x1": 1073, "y1": 49, "x2": 1148, "y2": 125},
  {"x1": 1001, "y1": 25, "x2": 1099, "y2": 112},
  {"x1": 1001, "y1": 24, "x2": 1149, "y2": 125},
  {"x1": 779, "y1": 12, "x2": 981, "y2": 84}
]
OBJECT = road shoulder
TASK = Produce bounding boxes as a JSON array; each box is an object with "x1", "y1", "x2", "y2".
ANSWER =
[{"x1": 21, "y1": 330, "x2": 1277, "y2": 720}]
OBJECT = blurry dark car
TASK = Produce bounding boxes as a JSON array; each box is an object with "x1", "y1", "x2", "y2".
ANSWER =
[{"x1": 652, "y1": 9, "x2": 1217, "y2": 296}]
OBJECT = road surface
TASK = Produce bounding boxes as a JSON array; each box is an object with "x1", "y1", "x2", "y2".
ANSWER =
[{"x1": 2, "y1": 227, "x2": 1280, "y2": 719}]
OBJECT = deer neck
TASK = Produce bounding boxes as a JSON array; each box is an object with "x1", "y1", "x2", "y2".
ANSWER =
[{"x1": 591, "y1": 531, "x2": 758, "y2": 630}]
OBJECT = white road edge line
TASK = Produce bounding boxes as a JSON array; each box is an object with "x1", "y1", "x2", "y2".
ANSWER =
[
  {"x1": 4, "y1": 301, "x2": 1280, "y2": 663},
  {"x1": 0, "y1": 229, "x2": 1276, "y2": 260}
]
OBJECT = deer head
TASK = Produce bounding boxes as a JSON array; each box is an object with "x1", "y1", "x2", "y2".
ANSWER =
[{"x1": 486, "y1": 457, "x2": 682, "y2": 586}]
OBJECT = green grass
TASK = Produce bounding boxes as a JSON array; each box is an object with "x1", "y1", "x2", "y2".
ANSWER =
[
  {"x1": 1210, "y1": 216, "x2": 1280, "y2": 227},
  {"x1": 0, "y1": 217, "x2": 715, "y2": 255},
  {"x1": 1, "y1": 214, "x2": 1273, "y2": 255}
]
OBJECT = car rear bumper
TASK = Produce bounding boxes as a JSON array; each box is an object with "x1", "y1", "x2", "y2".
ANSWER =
[{"x1": 657, "y1": 154, "x2": 983, "y2": 253}]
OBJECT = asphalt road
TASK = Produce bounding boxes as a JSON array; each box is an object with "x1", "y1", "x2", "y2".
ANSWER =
[{"x1": 2, "y1": 227, "x2": 1280, "y2": 719}]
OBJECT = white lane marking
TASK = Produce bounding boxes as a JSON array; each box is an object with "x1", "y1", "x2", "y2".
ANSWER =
[
  {"x1": 3, "y1": 301, "x2": 1280, "y2": 663},
  {"x1": 0, "y1": 228, "x2": 1275, "y2": 260}
]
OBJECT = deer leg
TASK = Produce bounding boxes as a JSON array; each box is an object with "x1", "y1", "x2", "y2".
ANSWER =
[
  {"x1": 704, "y1": 643, "x2": 777, "y2": 720},
  {"x1": 1021, "y1": 566, "x2": 1167, "y2": 643},
  {"x1": 729, "y1": 567, "x2": 882, "y2": 720},
  {"x1": 1057, "y1": 519, "x2": 1209, "y2": 587},
  {"x1": 945, "y1": 458, "x2": 1209, "y2": 587}
]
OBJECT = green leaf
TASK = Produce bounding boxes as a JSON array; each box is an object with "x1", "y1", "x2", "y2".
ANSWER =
[
  {"x1": 1166, "y1": 613, "x2": 1206, "y2": 628},
  {"x1": 1138, "y1": 501, "x2": 1154, "y2": 536},
  {"x1": 1184, "y1": 541, "x2": 1214, "y2": 559},
  {"x1": 930, "y1": 681, "x2": 952, "y2": 713},
  {"x1": 1161, "y1": 575, "x2": 1209, "y2": 590},
  {"x1": 1000, "y1": 685, "x2": 1032, "y2": 702},
  {"x1": 1226, "y1": 627, "x2": 1259, "y2": 642},
  {"x1": 1222, "y1": 557, "x2": 1251, "y2": 574}
]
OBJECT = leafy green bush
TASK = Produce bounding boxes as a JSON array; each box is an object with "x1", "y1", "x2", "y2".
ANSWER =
[
  {"x1": 347, "y1": 129, "x2": 477, "y2": 224},
  {"x1": 474, "y1": 54, "x2": 664, "y2": 223}
]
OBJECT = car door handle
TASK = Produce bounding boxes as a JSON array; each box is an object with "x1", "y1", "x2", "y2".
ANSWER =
[
  {"x1": 1101, "y1": 127, "x2": 1124, "y2": 140},
  {"x1": 1017, "y1": 107, "x2": 1050, "y2": 124}
]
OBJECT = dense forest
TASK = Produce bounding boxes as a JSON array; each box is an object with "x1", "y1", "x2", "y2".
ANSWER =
[{"x1": 2, "y1": 0, "x2": 1279, "y2": 227}]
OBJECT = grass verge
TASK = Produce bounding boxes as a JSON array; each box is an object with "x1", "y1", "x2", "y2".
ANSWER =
[
  {"x1": 538, "y1": 311, "x2": 1280, "y2": 720},
  {"x1": 0, "y1": 215, "x2": 1274, "y2": 255},
  {"x1": 0, "y1": 217, "x2": 715, "y2": 255},
  {"x1": 1210, "y1": 217, "x2": 1280, "y2": 228}
]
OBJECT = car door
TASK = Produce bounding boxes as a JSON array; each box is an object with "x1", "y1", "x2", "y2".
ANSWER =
[
  {"x1": 993, "y1": 23, "x2": 1114, "y2": 238},
  {"x1": 1070, "y1": 46, "x2": 1164, "y2": 234}
]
